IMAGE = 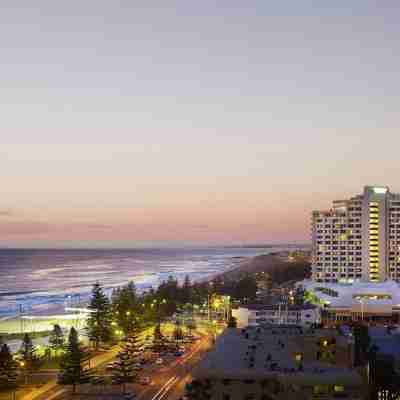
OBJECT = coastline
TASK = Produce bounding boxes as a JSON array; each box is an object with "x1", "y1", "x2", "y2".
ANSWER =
[
  {"x1": 0, "y1": 254, "x2": 255, "y2": 335},
  {"x1": 0, "y1": 250, "x2": 310, "y2": 335}
]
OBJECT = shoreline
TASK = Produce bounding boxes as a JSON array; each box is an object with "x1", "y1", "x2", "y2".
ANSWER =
[
  {"x1": 0, "y1": 254, "x2": 255, "y2": 334},
  {"x1": 0, "y1": 250, "x2": 310, "y2": 335}
]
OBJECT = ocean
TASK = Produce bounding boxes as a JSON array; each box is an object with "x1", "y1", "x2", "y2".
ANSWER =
[{"x1": 0, "y1": 247, "x2": 273, "y2": 318}]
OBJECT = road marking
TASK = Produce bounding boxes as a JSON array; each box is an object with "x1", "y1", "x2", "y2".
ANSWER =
[
  {"x1": 156, "y1": 377, "x2": 179, "y2": 400},
  {"x1": 42, "y1": 388, "x2": 66, "y2": 400},
  {"x1": 150, "y1": 376, "x2": 176, "y2": 400},
  {"x1": 150, "y1": 376, "x2": 178, "y2": 400}
]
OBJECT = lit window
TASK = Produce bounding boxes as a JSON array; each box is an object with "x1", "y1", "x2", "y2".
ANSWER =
[{"x1": 334, "y1": 385, "x2": 345, "y2": 393}]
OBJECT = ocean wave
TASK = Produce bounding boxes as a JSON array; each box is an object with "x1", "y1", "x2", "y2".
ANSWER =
[{"x1": 0, "y1": 247, "x2": 271, "y2": 317}]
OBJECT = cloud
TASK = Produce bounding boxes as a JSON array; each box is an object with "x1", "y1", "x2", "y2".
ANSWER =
[
  {"x1": 0, "y1": 209, "x2": 13, "y2": 217},
  {"x1": 86, "y1": 224, "x2": 114, "y2": 231},
  {"x1": 0, "y1": 221, "x2": 51, "y2": 236}
]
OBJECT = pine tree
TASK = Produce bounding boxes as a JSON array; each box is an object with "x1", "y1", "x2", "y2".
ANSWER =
[
  {"x1": 173, "y1": 321, "x2": 184, "y2": 347},
  {"x1": 112, "y1": 344, "x2": 136, "y2": 394},
  {"x1": 49, "y1": 324, "x2": 65, "y2": 357},
  {"x1": 19, "y1": 333, "x2": 41, "y2": 383},
  {"x1": 152, "y1": 323, "x2": 168, "y2": 353},
  {"x1": 86, "y1": 283, "x2": 113, "y2": 349},
  {"x1": 58, "y1": 327, "x2": 91, "y2": 394},
  {"x1": 0, "y1": 344, "x2": 19, "y2": 391},
  {"x1": 125, "y1": 323, "x2": 142, "y2": 360},
  {"x1": 112, "y1": 282, "x2": 139, "y2": 336},
  {"x1": 181, "y1": 275, "x2": 192, "y2": 304}
]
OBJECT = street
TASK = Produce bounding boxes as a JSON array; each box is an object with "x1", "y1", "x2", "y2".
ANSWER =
[{"x1": 15, "y1": 330, "x2": 211, "y2": 400}]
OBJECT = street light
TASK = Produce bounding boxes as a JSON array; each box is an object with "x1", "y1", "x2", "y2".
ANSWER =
[{"x1": 357, "y1": 298, "x2": 365, "y2": 321}]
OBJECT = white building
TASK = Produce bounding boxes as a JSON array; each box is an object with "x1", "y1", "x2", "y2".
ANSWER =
[
  {"x1": 232, "y1": 304, "x2": 320, "y2": 328},
  {"x1": 312, "y1": 185, "x2": 400, "y2": 283},
  {"x1": 300, "y1": 279, "x2": 400, "y2": 321}
]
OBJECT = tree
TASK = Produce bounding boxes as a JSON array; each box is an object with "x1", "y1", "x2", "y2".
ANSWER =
[
  {"x1": 0, "y1": 344, "x2": 19, "y2": 392},
  {"x1": 152, "y1": 323, "x2": 168, "y2": 353},
  {"x1": 86, "y1": 283, "x2": 113, "y2": 349},
  {"x1": 156, "y1": 276, "x2": 179, "y2": 316},
  {"x1": 112, "y1": 344, "x2": 136, "y2": 394},
  {"x1": 124, "y1": 323, "x2": 142, "y2": 360},
  {"x1": 234, "y1": 276, "x2": 257, "y2": 302},
  {"x1": 19, "y1": 333, "x2": 41, "y2": 383},
  {"x1": 228, "y1": 316, "x2": 237, "y2": 328},
  {"x1": 181, "y1": 275, "x2": 192, "y2": 304},
  {"x1": 112, "y1": 282, "x2": 139, "y2": 336},
  {"x1": 58, "y1": 327, "x2": 91, "y2": 394},
  {"x1": 173, "y1": 321, "x2": 184, "y2": 346},
  {"x1": 49, "y1": 324, "x2": 65, "y2": 357}
]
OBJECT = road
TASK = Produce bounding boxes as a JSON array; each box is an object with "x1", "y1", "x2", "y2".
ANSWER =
[
  {"x1": 18, "y1": 330, "x2": 211, "y2": 400},
  {"x1": 18, "y1": 325, "x2": 155, "y2": 400},
  {"x1": 135, "y1": 335, "x2": 210, "y2": 400}
]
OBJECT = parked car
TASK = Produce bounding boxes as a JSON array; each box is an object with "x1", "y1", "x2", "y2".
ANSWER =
[
  {"x1": 124, "y1": 394, "x2": 136, "y2": 400},
  {"x1": 174, "y1": 351, "x2": 183, "y2": 357},
  {"x1": 155, "y1": 358, "x2": 164, "y2": 365},
  {"x1": 106, "y1": 362, "x2": 117, "y2": 371},
  {"x1": 139, "y1": 376, "x2": 151, "y2": 385}
]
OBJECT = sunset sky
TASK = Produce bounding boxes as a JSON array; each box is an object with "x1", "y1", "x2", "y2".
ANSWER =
[{"x1": 1, "y1": 1, "x2": 400, "y2": 248}]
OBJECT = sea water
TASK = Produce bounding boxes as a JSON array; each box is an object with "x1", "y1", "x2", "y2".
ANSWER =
[{"x1": 0, "y1": 247, "x2": 272, "y2": 318}]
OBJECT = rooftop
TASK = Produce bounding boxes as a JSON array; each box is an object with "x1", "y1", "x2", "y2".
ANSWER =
[
  {"x1": 301, "y1": 280, "x2": 400, "y2": 311},
  {"x1": 194, "y1": 327, "x2": 361, "y2": 386},
  {"x1": 243, "y1": 304, "x2": 317, "y2": 311}
]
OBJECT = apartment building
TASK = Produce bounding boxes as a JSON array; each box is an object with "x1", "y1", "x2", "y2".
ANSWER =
[
  {"x1": 312, "y1": 185, "x2": 400, "y2": 284},
  {"x1": 232, "y1": 304, "x2": 320, "y2": 328},
  {"x1": 187, "y1": 327, "x2": 362, "y2": 400}
]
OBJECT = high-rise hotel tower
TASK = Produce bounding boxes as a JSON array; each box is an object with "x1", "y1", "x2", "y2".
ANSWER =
[{"x1": 312, "y1": 186, "x2": 400, "y2": 283}]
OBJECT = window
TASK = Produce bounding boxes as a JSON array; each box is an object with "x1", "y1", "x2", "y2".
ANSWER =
[
  {"x1": 313, "y1": 385, "x2": 329, "y2": 395},
  {"x1": 334, "y1": 385, "x2": 345, "y2": 393}
]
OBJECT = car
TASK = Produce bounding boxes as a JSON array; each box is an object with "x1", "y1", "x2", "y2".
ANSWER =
[
  {"x1": 124, "y1": 394, "x2": 137, "y2": 400},
  {"x1": 155, "y1": 358, "x2": 163, "y2": 365},
  {"x1": 139, "y1": 376, "x2": 151, "y2": 385},
  {"x1": 105, "y1": 362, "x2": 117, "y2": 371},
  {"x1": 174, "y1": 351, "x2": 183, "y2": 357}
]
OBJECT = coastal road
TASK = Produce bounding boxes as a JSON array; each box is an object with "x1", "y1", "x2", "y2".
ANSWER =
[
  {"x1": 19, "y1": 344, "x2": 121, "y2": 400},
  {"x1": 136, "y1": 335, "x2": 210, "y2": 400},
  {"x1": 19, "y1": 325, "x2": 160, "y2": 400},
  {"x1": 26, "y1": 334, "x2": 211, "y2": 400}
]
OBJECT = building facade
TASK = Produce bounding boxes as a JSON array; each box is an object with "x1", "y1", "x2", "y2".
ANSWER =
[
  {"x1": 186, "y1": 327, "x2": 362, "y2": 400},
  {"x1": 232, "y1": 304, "x2": 320, "y2": 328},
  {"x1": 312, "y1": 185, "x2": 400, "y2": 284}
]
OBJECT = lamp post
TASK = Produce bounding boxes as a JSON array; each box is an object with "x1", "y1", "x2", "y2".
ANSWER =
[{"x1": 358, "y1": 298, "x2": 365, "y2": 322}]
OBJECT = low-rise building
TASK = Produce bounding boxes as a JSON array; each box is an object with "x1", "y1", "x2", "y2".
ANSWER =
[
  {"x1": 300, "y1": 279, "x2": 400, "y2": 322},
  {"x1": 187, "y1": 326, "x2": 362, "y2": 400},
  {"x1": 232, "y1": 304, "x2": 320, "y2": 328}
]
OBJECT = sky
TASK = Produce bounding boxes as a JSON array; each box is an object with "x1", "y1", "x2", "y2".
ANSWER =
[{"x1": 1, "y1": 1, "x2": 400, "y2": 248}]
